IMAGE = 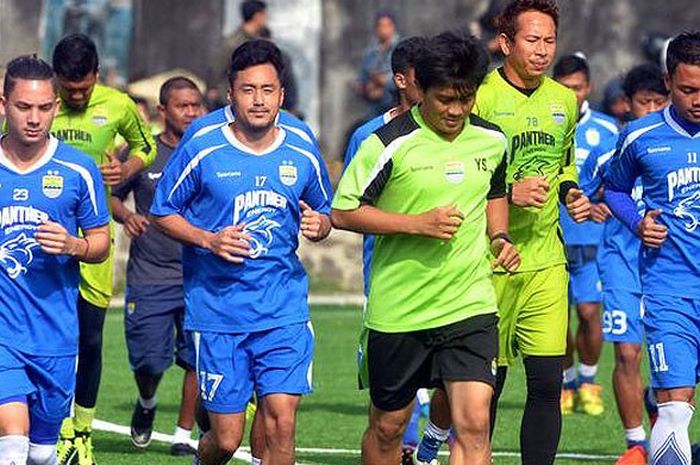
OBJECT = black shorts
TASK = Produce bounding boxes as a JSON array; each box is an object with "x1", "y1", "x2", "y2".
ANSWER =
[{"x1": 367, "y1": 313, "x2": 498, "y2": 412}]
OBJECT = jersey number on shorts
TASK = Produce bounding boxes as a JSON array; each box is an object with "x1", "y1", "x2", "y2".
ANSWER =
[
  {"x1": 648, "y1": 343, "x2": 669, "y2": 373},
  {"x1": 602, "y1": 310, "x2": 627, "y2": 335},
  {"x1": 199, "y1": 370, "x2": 224, "y2": 401}
]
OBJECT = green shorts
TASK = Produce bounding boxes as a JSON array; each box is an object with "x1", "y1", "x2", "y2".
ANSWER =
[{"x1": 493, "y1": 264, "x2": 568, "y2": 366}]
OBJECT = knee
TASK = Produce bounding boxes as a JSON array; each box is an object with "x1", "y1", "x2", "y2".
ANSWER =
[
  {"x1": 370, "y1": 414, "x2": 407, "y2": 445},
  {"x1": 578, "y1": 306, "x2": 600, "y2": 325},
  {"x1": 213, "y1": 433, "x2": 242, "y2": 456},
  {"x1": 615, "y1": 346, "x2": 641, "y2": 372},
  {"x1": 265, "y1": 411, "x2": 296, "y2": 445},
  {"x1": 525, "y1": 357, "x2": 563, "y2": 400},
  {"x1": 28, "y1": 443, "x2": 56, "y2": 465},
  {"x1": 452, "y1": 410, "x2": 490, "y2": 444}
]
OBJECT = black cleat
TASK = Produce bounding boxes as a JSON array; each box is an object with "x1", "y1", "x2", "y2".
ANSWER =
[
  {"x1": 130, "y1": 400, "x2": 156, "y2": 449},
  {"x1": 170, "y1": 442, "x2": 197, "y2": 456}
]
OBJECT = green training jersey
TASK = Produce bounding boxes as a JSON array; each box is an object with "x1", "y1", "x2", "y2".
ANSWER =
[
  {"x1": 52, "y1": 84, "x2": 156, "y2": 308},
  {"x1": 333, "y1": 106, "x2": 507, "y2": 333},
  {"x1": 474, "y1": 68, "x2": 578, "y2": 272}
]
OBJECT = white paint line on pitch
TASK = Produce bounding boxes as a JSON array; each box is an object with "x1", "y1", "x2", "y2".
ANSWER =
[{"x1": 94, "y1": 419, "x2": 618, "y2": 462}]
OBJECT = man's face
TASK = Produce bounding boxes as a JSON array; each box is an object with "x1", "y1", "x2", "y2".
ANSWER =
[
  {"x1": 501, "y1": 11, "x2": 557, "y2": 81},
  {"x1": 159, "y1": 88, "x2": 204, "y2": 137},
  {"x1": 229, "y1": 63, "x2": 284, "y2": 132},
  {"x1": 629, "y1": 90, "x2": 669, "y2": 119},
  {"x1": 57, "y1": 71, "x2": 97, "y2": 111},
  {"x1": 252, "y1": 11, "x2": 268, "y2": 33},
  {"x1": 394, "y1": 67, "x2": 421, "y2": 106},
  {"x1": 376, "y1": 17, "x2": 396, "y2": 44},
  {"x1": 1, "y1": 79, "x2": 59, "y2": 147},
  {"x1": 420, "y1": 83, "x2": 475, "y2": 140},
  {"x1": 667, "y1": 62, "x2": 700, "y2": 124},
  {"x1": 556, "y1": 71, "x2": 591, "y2": 109}
]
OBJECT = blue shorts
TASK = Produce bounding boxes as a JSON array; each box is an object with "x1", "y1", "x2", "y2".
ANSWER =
[
  {"x1": 602, "y1": 289, "x2": 643, "y2": 343},
  {"x1": 567, "y1": 245, "x2": 602, "y2": 304},
  {"x1": 0, "y1": 345, "x2": 76, "y2": 445},
  {"x1": 643, "y1": 295, "x2": 700, "y2": 389},
  {"x1": 125, "y1": 284, "x2": 194, "y2": 374},
  {"x1": 193, "y1": 322, "x2": 314, "y2": 414}
]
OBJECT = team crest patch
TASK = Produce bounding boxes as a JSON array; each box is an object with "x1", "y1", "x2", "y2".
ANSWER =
[
  {"x1": 92, "y1": 108, "x2": 109, "y2": 127},
  {"x1": 444, "y1": 161, "x2": 465, "y2": 184},
  {"x1": 42, "y1": 171, "x2": 63, "y2": 199},
  {"x1": 551, "y1": 103, "x2": 566, "y2": 125},
  {"x1": 279, "y1": 162, "x2": 298, "y2": 186},
  {"x1": 585, "y1": 128, "x2": 601, "y2": 147}
]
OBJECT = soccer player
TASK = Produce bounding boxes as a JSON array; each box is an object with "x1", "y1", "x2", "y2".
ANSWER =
[
  {"x1": 605, "y1": 31, "x2": 700, "y2": 465},
  {"x1": 150, "y1": 39, "x2": 332, "y2": 465},
  {"x1": 581, "y1": 63, "x2": 669, "y2": 465},
  {"x1": 110, "y1": 77, "x2": 205, "y2": 456},
  {"x1": 414, "y1": 2, "x2": 590, "y2": 465},
  {"x1": 332, "y1": 31, "x2": 520, "y2": 465},
  {"x1": 553, "y1": 54, "x2": 619, "y2": 416},
  {"x1": 0, "y1": 55, "x2": 110, "y2": 465},
  {"x1": 50, "y1": 33, "x2": 156, "y2": 465}
]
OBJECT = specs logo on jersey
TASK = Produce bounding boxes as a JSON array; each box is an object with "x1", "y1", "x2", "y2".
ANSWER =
[
  {"x1": 0, "y1": 233, "x2": 40, "y2": 279},
  {"x1": 242, "y1": 215, "x2": 281, "y2": 258},
  {"x1": 279, "y1": 161, "x2": 298, "y2": 186},
  {"x1": 673, "y1": 189, "x2": 700, "y2": 232},
  {"x1": 444, "y1": 161, "x2": 465, "y2": 184},
  {"x1": 42, "y1": 171, "x2": 63, "y2": 199},
  {"x1": 585, "y1": 128, "x2": 600, "y2": 147},
  {"x1": 551, "y1": 103, "x2": 566, "y2": 125}
]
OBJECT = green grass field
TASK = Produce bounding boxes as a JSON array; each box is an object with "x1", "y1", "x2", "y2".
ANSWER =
[{"x1": 92, "y1": 305, "x2": 700, "y2": 465}]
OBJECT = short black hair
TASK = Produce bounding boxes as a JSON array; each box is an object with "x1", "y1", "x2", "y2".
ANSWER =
[
  {"x1": 52, "y1": 33, "x2": 99, "y2": 80},
  {"x1": 666, "y1": 31, "x2": 700, "y2": 76},
  {"x1": 391, "y1": 36, "x2": 427, "y2": 75},
  {"x1": 498, "y1": 0, "x2": 559, "y2": 40},
  {"x1": 241, "y1": 0, "x2": 266, "y2": 23},
  {"x1": 553, "y1": 54, "x2": 590, "y2": 81},
  {"x1": 228, "y1": 39, "x2": 285, "y2": 86},
  {"x1": 623, "y1": 63, "x2": 669, "y2": 99},
  {"x1": 3, "y1": 55, "x2": 55, "y2": 97},
  {"x1": 159, "y1": 76, "x2": 201, "y2": 106},
  {"x1": 415, "y1": 31, "x2": 490, "y2": 94},
  {"x1": 376, "y1": 11, "x2": 396, "y2": 25}
]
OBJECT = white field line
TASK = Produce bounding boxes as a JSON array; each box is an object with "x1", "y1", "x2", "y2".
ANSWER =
[
  {"x1": 94, "y1": 419, "x2": 618, "y2": 462},
  {"x1": 108, "y1": 294, "x2": 365, "y2": 310}
]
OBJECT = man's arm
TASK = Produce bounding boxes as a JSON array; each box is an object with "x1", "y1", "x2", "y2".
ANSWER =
[
  {"x1": 111, "y1": 196, "x2": 150, "y2": 239},
  {"x1": 35, "y1": 222, "x2": 110, "y2": 263}
]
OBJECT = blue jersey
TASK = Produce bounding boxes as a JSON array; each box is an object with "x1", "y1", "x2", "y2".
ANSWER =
[
  {"x1": 342, "y1": 108, "x2": 396, "y2": 296},
  {"x1": 605, "y1": 106, "x2": 700, "y2": 299},
  {"x1": 0, "y1": 137, "x2": 109, "y2": 356},
  {"x1": 181, "y1": 105, "x2": 318, "y2": 149},
  {"x1": 560, "y1": 103, "x2": 619, "y2": 246},
  {"x1": 151, "y1": 125, "x2": 332, "y2": 333},
  {"x1": 582, "y1": 145, "x2": 644, "y2": 292}
]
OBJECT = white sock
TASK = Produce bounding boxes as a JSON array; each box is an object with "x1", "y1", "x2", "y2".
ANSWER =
[
  {"x1": 624, "y1": 425, "x2": 646, "y2": 443},
  {"x1": 424, "y1": 421, "x2": 450, "y2": 442},
  {"x1": 650, "y1": 401, "x2": 694, "y2": 465},
  {"x1": 251, "y1": 458, "x2": 262, "y2": 465},
  {"x1": 139, "y1": 395, "x2": 157, "y2": 410},
  {"x1": 562, "y1": 366, "x2": 577, "y2": 385},
  {"x1": 0, "y1": 435, "x2": 29, "y2": 465},
  {"x1": 416, "y1": 388, "x2": 431, "y2": 406},
  {"x1": 578, "y1": 363, "x2": 598, "y2": 379},
  {"x1": 172, "y1": 426, "x2": 192, "y2": 444},
  {"x1": 28, "y1": 442, "x2": 57, "y2": 465}
]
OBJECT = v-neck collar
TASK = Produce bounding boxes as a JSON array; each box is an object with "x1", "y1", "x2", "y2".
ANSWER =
[
  {"x1": 221, "y1": 125, "x2": 287, "y2": 156},
  {"x1": 0, "y1": 135, "x2": 59, "y2": 175}
]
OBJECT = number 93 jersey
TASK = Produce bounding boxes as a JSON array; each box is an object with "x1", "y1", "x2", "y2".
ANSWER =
[
  {"x1": 151, "y1": 125, "x2": 332, "y2": 334},
  {"x1": 0, "y1": 137, "x2": 109, "y2": 356}
]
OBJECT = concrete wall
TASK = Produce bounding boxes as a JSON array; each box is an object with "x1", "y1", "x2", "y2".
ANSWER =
[{"x1": 0, "y1": 0, "x2": 43, "y2": 69}]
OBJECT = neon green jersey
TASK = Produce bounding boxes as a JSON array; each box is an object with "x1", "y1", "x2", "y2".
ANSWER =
[
  {"x1": 52, "y1": 84, "x2": 156, "y2": 308},
  {"x1": 333, "y1": 106, "x2": 507, "y2": 333},
  {"x1": 474, "y1": 68, "x2": 578, "y2": 272}
]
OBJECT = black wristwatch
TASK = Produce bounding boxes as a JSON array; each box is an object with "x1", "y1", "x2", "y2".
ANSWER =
[{"x1": 490, "y1": 232, "x2": 513, "y2": 244}]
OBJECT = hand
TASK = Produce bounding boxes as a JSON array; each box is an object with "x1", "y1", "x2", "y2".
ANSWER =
[
  {"x1": 565, "y1": 188, "x2": 591, "y2": 223},
  {"x1": 99, "y1": 152, "x2": 124, "y2": 186},
  {"x1": 637, "y1": 210, "x2": 668, "y2": 248},
  {"x1": 123, "y1": 213, "x2": 150, "y2": 238},
  {"x1": 35, "y1": 220, "x2": 84, "y2": 256},
  {"x1": 413, "y1": 205, "x2": 465, "y2": 240},
  {"x1": 205, "y1": 224, "x2": 252, "y2": 263},
  {"x1": 511, "y1": 176, "x2": 549, "y2": 208},
  {"x1": 300, "y1": 201, "x2": 330, "y2": 241},
  {"x1": 490, "y1": 237, "x2": 521, "y2": 273},
  {"x1": 590, "y1": 202, "x2": 612, "y2": 223}
]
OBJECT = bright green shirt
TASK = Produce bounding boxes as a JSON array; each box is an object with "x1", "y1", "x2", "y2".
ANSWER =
[
  {"x1": 51, "y1": 84, "x2": 156, "y2": 308},
  {"x1": 333, "y1": 106, "x2": 507, "y2": 333},
  {"x1": 474, "y1": 68, "x2": 578, "y2": 272}
]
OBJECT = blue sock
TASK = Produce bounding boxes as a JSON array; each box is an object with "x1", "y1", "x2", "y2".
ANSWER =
[
  {"x1": 417, "y1": 421, "x2": 449, "y2": 462},
  {"x1": 627, "y1": 439, "x2": 648, "y2": 449},
  {"x1": 402, "y1": 402, "x2": 421, "y2": 448},
  {"x1": 578, "y1": 374, "x2": 595, "y2": 385},
  {"x1": 563, "y1": 379, "x2": 578, "y2": 390}
]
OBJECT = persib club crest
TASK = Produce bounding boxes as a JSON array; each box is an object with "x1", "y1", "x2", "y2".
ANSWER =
[
  {"x1": 551, "y1": 103, "x2": 566, "y2": 125},
  {"x1": 444, "y1": 161, "x2": 465, "y2": 184},
  {"x1": 585, "y1": 128, "x2": 601, "y2": 147},
  {"x1": 279, "y1": 161, "x2": 298, "y2": 186},
  {"x1": 42, "y1": 171, "x2": 63, "y2": 199},
  {"x1": 92, "y1": 108, "x2": 109, "y2": 127}
]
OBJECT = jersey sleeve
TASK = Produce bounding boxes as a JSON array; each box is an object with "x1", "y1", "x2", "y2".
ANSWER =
[
  {"x1": 332, "y1": 135, "x2": 388, "y2": 211},
  {"x1": 343, "y1": 130, "x2": 363, "y2": 171},
  {"x1": 604, "y1": 127, "x2": 642, "y2": 194},
  {"x1": 150, "y1": 143, "x2": 200, "y2": 217},
  {"x1": 76, "y1": 159, "x2": 110, "y2": 231},
  {"x1": 118, "y1": 95, "x2": 157, "y2": 168},
  {"x1": 580, "y1": 138, "x2": 617, "y2": 199},
  {"x1": 559, "y1": 93, "x2": 579, "y2": 186},
  {"x1": 300, "y1": 146, "x2": 333, "y2": 215},
  {"x1": 488, "y1": 150, "x2": 508, "y2": 199}
]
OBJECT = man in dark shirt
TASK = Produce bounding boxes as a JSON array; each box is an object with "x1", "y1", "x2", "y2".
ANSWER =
[{"x1": 111, "y1": 77, "x2": 204, "y2": 456}]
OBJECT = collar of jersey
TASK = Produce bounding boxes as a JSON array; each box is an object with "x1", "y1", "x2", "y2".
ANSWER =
[
  {"x1": 579, "y1": 101, "x2": 591, "y2": 125},
  {"x1": 664, "y1": 105, "x2": 700, "y2": 139},
  {"x1": 497, "y1": 67, "x2": 540, "y2": 98},
  {"x1": 221, "y1": 125, "x2": 287, "y2": 155},
  {"x1": 0, "y1": 135, "x2": 59, "y2": 174}
]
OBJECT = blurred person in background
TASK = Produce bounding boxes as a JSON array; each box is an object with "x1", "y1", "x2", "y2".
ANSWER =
[{"x1": 602, "y1": 76, "x2": 631, "y2": 126}]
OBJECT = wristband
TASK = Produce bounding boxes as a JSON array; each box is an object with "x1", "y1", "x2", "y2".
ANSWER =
[{"x1": 490, "y1": 232, "x2": 513, "y2": 244}]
